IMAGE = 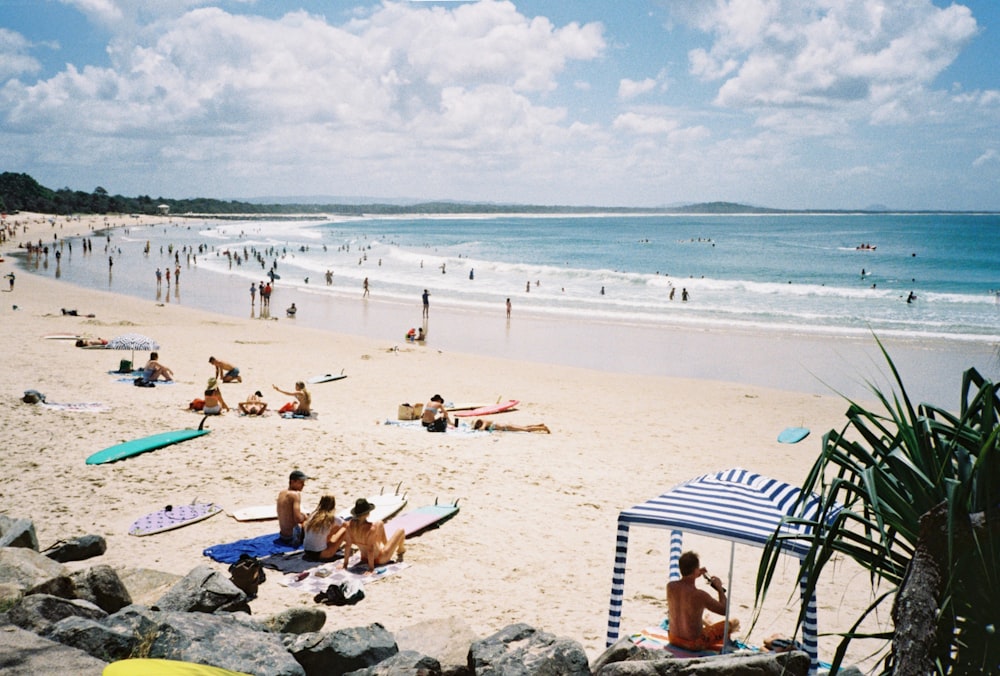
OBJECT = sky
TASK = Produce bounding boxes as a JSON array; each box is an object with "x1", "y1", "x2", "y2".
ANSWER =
[{"x1": 1, "y1": 0, "x2": 998, "y2": 210}]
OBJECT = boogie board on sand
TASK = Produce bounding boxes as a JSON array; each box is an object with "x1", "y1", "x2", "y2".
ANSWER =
[
  {"x1": 307, "y1": 371, "x2": 347, "y2": 384},
  {"x1": 340, "y1": 484, "x2": 408, "y2": 523},
  {"x1": 777, "y1": 426, "x2": 810, "y2": 444},
  {"x1": 453, "y1": 400, "x2": 519, "y2": 418},
  {"x1": 86, "y1": 418, "x2": 211, "y2": 465},
  {"x1": 230, "y1": 505, "x2": 277, "y2": 522},
  {"x1": 103, "y1": 658, "x2": 249, "y2": 675},
  {"x1": 129, "y1": 502, "x2": 222, "y2": 536},
  {"x1": 385, "y1": 499, "x2": 460, "y2": 538}
]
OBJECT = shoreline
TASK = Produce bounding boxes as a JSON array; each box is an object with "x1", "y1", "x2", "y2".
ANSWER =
[{"x1": 0, "y1": 212, "x2": 987, "y2": 670}]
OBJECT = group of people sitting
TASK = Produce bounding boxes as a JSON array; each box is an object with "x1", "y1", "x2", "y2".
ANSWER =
[
  {"x1": 276, "y1": 471, "x2": 406, "y2": 574},
  {"x1": 419, "y1": 394, "x2": 550, "y2": 433}
]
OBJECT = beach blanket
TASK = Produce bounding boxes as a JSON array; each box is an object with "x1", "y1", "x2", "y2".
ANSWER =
[
  {"x1": 382, "y1": 419, "x2": 487, "y2": 437},
  {"x1": 629, "y1": 620, "x2": 750, "y2": 658},
  {"x1": 115, "y1": 376, "x2": 176, "y2": 385},
  {"x1": 202, "y1": 533, "x2": 298, "y2": 564},
  {"x1": 259, "y1": 549, "x2": 341, "y2": 574},
  {"x1": 276, "y1": 553, "x2": 409, "y2": 596},
  {"x1": 41, "y1": 401, "x2": 110, "y2": 412},
  {"x1": 281, "y1": 411, "x2": 318, "y2": 419}
]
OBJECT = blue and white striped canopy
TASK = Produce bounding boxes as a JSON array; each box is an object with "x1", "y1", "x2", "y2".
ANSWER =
[{"x1": 606, "y1": 468, "x2": 841, "y2": 674}]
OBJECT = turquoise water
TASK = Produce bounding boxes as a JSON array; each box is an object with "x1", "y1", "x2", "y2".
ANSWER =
[{"x1": 22, "y1": 211, "x2": 1000, "y2": 342}]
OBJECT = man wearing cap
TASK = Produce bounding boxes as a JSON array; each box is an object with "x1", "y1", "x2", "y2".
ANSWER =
[{"x1": 277, "y1": 470, "x2": 312, "y2": 546}]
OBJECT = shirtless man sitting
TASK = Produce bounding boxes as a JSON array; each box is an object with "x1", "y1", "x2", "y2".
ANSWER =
[
  {"x1": 666, "y1": 550, "x2": 740, "y2": 651},
  {"x1": 209, "y1": 356, "x2": 242, "y2": 383},
  {"x1": 342, "y1": 498, "x2": 406, "y2": 575},
  {"x1": 142, "y1": 352, "x2": 174, "y2": 382},
  {"x1": 277, "y1": 470, "x2": 312, "y2": 546}
]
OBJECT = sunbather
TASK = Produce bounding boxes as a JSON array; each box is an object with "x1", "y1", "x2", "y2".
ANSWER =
[
  {"x1": 75, "y1": 337, "x2": 107, "y2": 347},
  {"x1": 420, "y1": 394, "x2": 453, "y2": 429},
  {"x1": 142, "y1": 351, "x2": 174, "y2": 382},
  {"x1": 273, "y1": 381, "x2": 310, "y2": 415},
  {"x1": 203, "y1": 379, "x2": 230, "y2": 415},
  {"x1": 277, "y1": 470, "x2": 312, "y2": 546},
  {"x1": 666, "y1": 550, "x2": 740, "y2": 651},
  {"x1": 472, "y1": 418, "x2": 550, "y2": 433},
  {"x1": 238, "y1": 390, "x2": 268, "y2": 415},
  {"x1": 302, "y1": 495, "x2": 347, "y2": 562},
  {"x1": 342, "y1": 498, "x2": 406, "y2": 575}
]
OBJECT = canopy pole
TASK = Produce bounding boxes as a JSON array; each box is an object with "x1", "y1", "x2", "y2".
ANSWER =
[
  {"x1": 668, "y1": 530, "x2": 683, "y2": 581},
  {"x1": 721, "y1": 540, "x2": 735, "y2": 652},
  {"x1": 606, "y1": 518, "x2": 631, "y2": 646}
]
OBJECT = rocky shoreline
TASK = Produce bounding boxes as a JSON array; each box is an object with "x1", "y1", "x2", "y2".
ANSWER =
[{"x1": 1, "y1": 516, "x2": 851, "y2": 675}]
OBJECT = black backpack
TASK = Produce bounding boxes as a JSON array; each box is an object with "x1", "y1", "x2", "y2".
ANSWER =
[{"x1": 228, "y1": 554, "x2": 266, "y2": 597}]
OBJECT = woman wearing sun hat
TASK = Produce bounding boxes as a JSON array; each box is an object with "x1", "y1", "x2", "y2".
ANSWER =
[{"x1": 342, "y1": 497, "x2": 406, "y2": 575}]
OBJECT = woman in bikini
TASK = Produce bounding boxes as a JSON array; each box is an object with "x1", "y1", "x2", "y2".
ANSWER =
[
  {"x1": 203, "y1": 378, "x2": 230, "y2": 415},
  {"x1": 302, "y1": 495, "x2": 347, "y2": 562},
  {"x1": 342, "y1": 498, "x2": 406, "y2": 575},
  {"x1": 273, "y1": 381, "x2": 311, "y2": 415},
  {"x1": 472, "y1": 418, "x2": 550, "y2": 433},
  {"x1": 238, "y1": 390, "x2": 268, "y2": 416}
]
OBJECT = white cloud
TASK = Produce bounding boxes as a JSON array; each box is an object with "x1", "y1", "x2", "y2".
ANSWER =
[
  {"x1": 973, "y1": 149, "x2": 998, "y2": 167},
  {"x1": 612, "y1": 112, "x2": 677, "y2": 135},
  {"x1": 618, "y1": 77, "x2": 657, "y2": 100},
  {"x1": 0, "y1": 29, "x2": 42, "y2": 81}
]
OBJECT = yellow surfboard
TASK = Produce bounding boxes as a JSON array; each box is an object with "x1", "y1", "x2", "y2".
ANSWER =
[{"x1": 103, "y1": 659, "x2": 249, "y2": 676}]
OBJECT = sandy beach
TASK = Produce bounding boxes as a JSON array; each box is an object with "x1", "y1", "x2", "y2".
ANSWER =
[{"x1": 0, "y1": 212, "x2": 951, "y2": 669}]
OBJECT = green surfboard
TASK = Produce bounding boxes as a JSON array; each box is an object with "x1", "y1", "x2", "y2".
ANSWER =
[{"x1": 87, "y1": 418, "x2": 211, "y2": 465}]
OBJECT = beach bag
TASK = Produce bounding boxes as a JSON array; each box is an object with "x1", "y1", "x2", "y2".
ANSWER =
[
  {"x1": 279, "y1": 402, "x2": 295, "y2": 414},
  {"x1": 228, "y1": 554, "x2": 266, "y2": 597},
  {"x1": 314, "y1": 579, "x2": 365, "y2": 606},
  {"x1": 189, "y1": 398, "x2": 205, "y2": 411},
  {"x1": 398, "y1": 403, "x2": 423, "y2": 420},
  {"x1": 117, "y1": 359, "x2": 133, "y2": 373},
  {"x1": 22, "y1": 389, "x2": 46, "y2": 404},
  {"x1": 427, "y1": 417, "x2": 448, "y2": 433},
  {"x1": 133, "y1": 377, "x2": 155, "y2": 388}
]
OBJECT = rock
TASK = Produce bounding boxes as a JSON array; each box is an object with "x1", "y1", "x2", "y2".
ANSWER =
[
  {"x1": 45, "y1": 615, "x2": 136, "y2": 662},
  {"x1": 70, "y1": 565, "x2": 132, "y2": 613},
  {"x1": 153, "y1": 565, "x2": 249, "y2": 614},
  {"x1": 0, "y1": 583, "x2": 22, "y2": 611},
  {"x1": 26, "y1": 574, "x2": 77, "y2": 600},
  {"x1": 468, "y1": 623, "x2": 590, "y2": 676},
  {"x1": 589, "y1": 636, "x2": 660, "y2": 674},
  {"x1": 591, "y1": 650, "x2": 811, "y2": 676},
  {"x1": 115, "y1": 567, "x2": 182, "y2": 606},
  {"x1": 105, "y1": 605, "x2": 304, "y2": 676},
  {"x1": 345, "y1": 649, "x2": 442, "y2": 676},
  {"x1": 0, "y1": 622, "x2": 107, "y2": 675},
  {"x1": 0, "y1": 547, "x2": 67, "y2": 591},
  {"x1": 263, "y1": 606, "x2": 327, "y2": 634},
  {"x1": 0, "y1": 516, "x2": 39, "y2": 550},
  {"x1": 288, "y1": 622, "x2": 398, "y2": 675},
  {"x1": 6, "y1": 593, "x2": 107, "y2": 635},
  {"x1": 43, "y1": 535, "x2": 107, "y2": 563},
  {"x1": 395, "y1": 616, "x2": 478, "y2": 676}
]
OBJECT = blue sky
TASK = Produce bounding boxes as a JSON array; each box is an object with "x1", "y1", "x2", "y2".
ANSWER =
[{"x1": 2, "y1": 0, "x2": 998, "y2": 209}]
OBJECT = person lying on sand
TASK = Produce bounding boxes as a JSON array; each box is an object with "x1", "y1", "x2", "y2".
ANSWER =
[
  {"x1": 75, "y1": 337, "x2": 107, "y2": 347},
  {"x1": 238, "y1": 390, "x2": 268, "y2": 416},
  {"x1": 342, "y1": 498, "x2": 406, "y2": 575},
  {"x1": 472, "y1": 418, "x2": 550, "y2": 434},
  {"x1": 142, "y1": 351, "x2": 174, "y2": 382},
  {"x1": 62, "y1": 308, "x2": 95, "y2": 317},
  {"x1": 273, "y1": 381, "x2": 310, "y2": 415}
]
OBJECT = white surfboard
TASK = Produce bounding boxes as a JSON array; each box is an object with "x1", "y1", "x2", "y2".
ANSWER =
[
  {"x1": 229, "y1": 504, "x2": 277, "y2": 522},
  {"x1": 339, "y1": 485, "x2": 408, "y2": 523}
]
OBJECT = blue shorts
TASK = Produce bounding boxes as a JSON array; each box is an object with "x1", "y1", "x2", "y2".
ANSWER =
[{"x1": 225, "y1": 368, "x2": 240, "y2": 378}]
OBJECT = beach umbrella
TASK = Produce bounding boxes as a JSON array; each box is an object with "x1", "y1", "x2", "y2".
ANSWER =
[
  {"x1": 606, "y1": 468, "x2": 842, "y2": 675},
  {"x1": 106, "y1": 332, "x2": 159, "y2": 366}
]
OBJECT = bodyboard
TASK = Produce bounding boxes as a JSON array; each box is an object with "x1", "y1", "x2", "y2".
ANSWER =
[
  {"x1": 307, "y1": 372, "x2": 347, "y2": 384},
  {"x1": 385, "y1": 502, "x2": 459, "y2": 538},
  {"x1": 86, "y1": 426, "x2": 210, "y2": 465},
  {"x1": 777, "y1": 427, "x2": 810, "y2": 444},
  {"x1": 103, "y1": 658, "x2": 249, "y2": 675},
  {"x1": 129, "y1": 502, "x2": 222, "y2": 536},
  {"x1": 453, "y1": 400, "x2": 519, "y2": 417},
  {"x1": 230, "y1": 505, "x2": 277, "y2": 522}
]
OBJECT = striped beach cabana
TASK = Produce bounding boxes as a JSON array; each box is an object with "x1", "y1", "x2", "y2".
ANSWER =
[{"x1": 606, "y1": 468, "x2": 841, "y2": 674}]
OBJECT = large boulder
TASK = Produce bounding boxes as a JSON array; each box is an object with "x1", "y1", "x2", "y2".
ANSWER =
[
  {"x1": 115, "y1": 567, "x2": 183, "y2": 606},
  {"x1": 345, "y1": 650, "x2": 442, "y2": 676},
  {"x1": 468, "y1": 623, "x2": 590, "y2": 676},
  {"x1": 153, "y1": 565, "x2": 249, "y2": 614},
  {"x1": 0, "y1": 547, "x2": 66, "y2": 591},
  {"x1": 0, "y1": 622, "x2": 106, "y2": 676},
  {"x1": 105, "y1": 605, "x2": 304, "y2": 676},
  {"x1": 287, "y1": 622, "x2": 398, "y2": 676},
  {"x1": 591, "y1": 650, "x2": 811, "y2": 676},
  {"x1": 6, "y1": 593, "x2": 107, "y2": 635},
  {"x1": 262, "y1": 606, "x2": 327, "y2": 635},
  {"x1": 43, "y1": 535, "x2": 107, "y2": 563},
  {"x1": 44, "y1": 615, "x2": 136, "y2": 662},
  {"x1": 0, "y1": 516, "x2": 38, "y2": 550},
  {"x1": 395, "y1": 616, "x2": 478, "y2": 676},
  {"x1": 70, "y1": 565, "x2": 132, "y2": 613},
  {"x1": 589, "y1": 636, "x2": 660, "y2": 674}
]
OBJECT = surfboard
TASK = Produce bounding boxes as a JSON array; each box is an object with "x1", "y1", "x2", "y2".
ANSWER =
[
  {"x1": 339, "y1": 485, "x2": 408, "y2": 523},
  {"x1": 128, "y1": 502, "x2": 222, "y2": 536},
  {"x1": 230, "y1": 505, "x2": 277, "y2": 522},
  {"x1": 307, "y1": 371, "x2": 347, "y2": 384},
  {"x1": 453, "y1": 400, "x2": 519, "y2": 418},
  {"x1": 103, "y1": 658, "x2": 249, "y2": 675},
  {"x1": 43, "y1": 333, "x2": 83, "y2": 340},
  {"x1": 777, "y1": 427, "x2": 810, "y2": 444},
  {"x1": 86, "y1": 419, "x2": 211, "y2": 465},
  {"x1": 384, "y1": 500, "x2": 460, "y2": 538}
]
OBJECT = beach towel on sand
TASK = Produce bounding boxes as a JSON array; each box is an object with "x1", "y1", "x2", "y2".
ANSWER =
[
  {"x1": 629, "y1": 620, "x2": 747, "y2": 658},
  {"x1": 202, "y1": 533, "x2": 298, "y2": 564},
  {"x1": 275, "y1": 553, "x2": 409, "y2": 596},
  {"x1": 382, "y1": 419, "x2": 487, "y2": 437}
]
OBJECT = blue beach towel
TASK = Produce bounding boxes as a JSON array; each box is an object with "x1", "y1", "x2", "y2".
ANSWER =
[{"x1": 202, "y1": 533, "x2": 299, "y2": 564}]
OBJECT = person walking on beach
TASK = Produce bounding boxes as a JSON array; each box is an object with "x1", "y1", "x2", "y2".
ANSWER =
[
  {"x1": 681, "y1": 288, "x2": 689, "y2": 302},
  {"x1": 250, "y1": 282, "x2": 256, "y2": 307},
  {"x1": 506, "y1": 298, "x2": 511, "y2": 319},
  {"x1": 666, "y1": 550, "x2": 739, "y2": 651},
  {"x1": 156, "y1": 268, "x2": 162, "y2": 287},
  {"x1": 363, "y1": 277, "x2": 369, "y2": 298},
  {"x1": 4, "y1": 272, "x2": 14, "y2": 291},
  {"x1": 277, "y1": 470, "x2": 312, "y2": 546},
  {"x1": 209, "y1": 356, "x2": 242, "y2": 383},
  {"x1": 422, "y1": 289, "x2": 430, "y2": 318}
]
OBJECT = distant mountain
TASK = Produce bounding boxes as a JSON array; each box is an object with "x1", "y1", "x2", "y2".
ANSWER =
[{"x1": 241, "y1": 195, "x2": 428, "y2": 207}]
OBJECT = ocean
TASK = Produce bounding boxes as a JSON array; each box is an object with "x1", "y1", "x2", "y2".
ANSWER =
[{"x1": 16, "y1": 211, "x2": 1000, "y2": 402}]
